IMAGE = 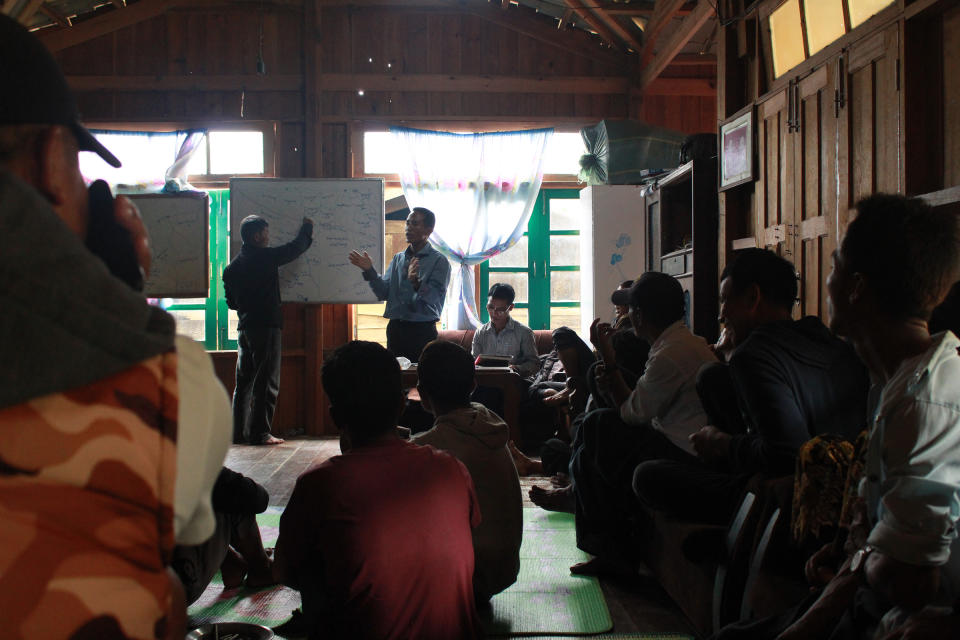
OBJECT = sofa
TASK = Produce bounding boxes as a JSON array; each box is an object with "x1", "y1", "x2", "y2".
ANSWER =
[{"x1": 438, "y1": 329, "x2": 555, "y2": 356}]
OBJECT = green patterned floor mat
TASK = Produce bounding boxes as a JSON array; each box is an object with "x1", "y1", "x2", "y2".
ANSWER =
[
  {"x1": 480, "y1": 509, "x2": 613, "y2": 636},
  {"x1": 189, "y1": 508, "x2": 615, "y2": 636},
  {"x1": 187, "y1": 509, "x2": 298, "y2": 628}
]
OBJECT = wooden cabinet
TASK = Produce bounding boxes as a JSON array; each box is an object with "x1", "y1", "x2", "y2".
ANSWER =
[
  {"x1": 751, "y1": 24, "x2": 901, "y2": 319},
  {"x1": 645, "y1": 158, "x2": 720, "y2": 342}
]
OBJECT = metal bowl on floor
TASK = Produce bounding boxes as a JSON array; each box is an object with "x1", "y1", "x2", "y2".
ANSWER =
[{"x1": 185, "y1": 622, "x2": 274, "y2": 640}]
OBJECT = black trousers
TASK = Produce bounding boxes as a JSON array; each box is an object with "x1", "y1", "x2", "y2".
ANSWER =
[
  {"x1": 233, "y1": 326, "x2": 282, "y2": 444},
  {"x1": 171, "y1": 510, "x2": 253, "y2": 604},
  {"x1": 386, "y1": 319, "x2": 437, "y2": 362},
  {"x1": 571, "y1": 408, "x2": 697, "y2": 560}
]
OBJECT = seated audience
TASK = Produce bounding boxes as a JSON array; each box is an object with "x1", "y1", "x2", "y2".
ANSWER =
[
  {"x1": 717, "y1": 194, "x2": 960, "y2": 639},
  {"x1": 171, "y1": 467, "x2": 275, "y2": 604},
  {"x1": 515, "y1": 326, "x2": 596, "y2": 453},
  {"x1": 0, "y1": 16, "x2": 229, "y2": 639},
  {"x1": 533, "y1": 272, "x2": 717, "y2": 575},
  {"x1": 515, "y1": 281, "x2": 649, "y2": 479},
  {"x1": 472, "y1": 283, "x2": 540, "y2": 377},
  {"x1": 634, "y1": 249, "x2": 869, "y2": 525},
  {"x1": 274, "y1": 341, "x2": 481, "y2": 640},
  {"x1": 413, "y1": 341, "x2": 523, "y2": 603}
]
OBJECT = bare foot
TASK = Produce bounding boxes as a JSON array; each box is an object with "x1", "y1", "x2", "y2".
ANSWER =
[
  {"x1": 258, "y1": 435, "x2": 285, "y2": 445},
  {"x1": 220, "y1": 548, "x2": 247, "y2": 589},
  {"x1": 529, "y1": 484, "x2": 574, "y2": 513},
  {"x1": 509, "y1": 441, "x2": 543, "y2": 476},
  {"x1": 550, "y1": 472, "x2": 570, "y2": 488}
]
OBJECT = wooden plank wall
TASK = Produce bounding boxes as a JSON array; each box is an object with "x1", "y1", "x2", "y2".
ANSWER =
[
  {"x1": 718, "y1": 0, "x2": 955, "y2": 324},
  {"x1": 47, "y1": 0, "x2": 717, "y2": 435}
]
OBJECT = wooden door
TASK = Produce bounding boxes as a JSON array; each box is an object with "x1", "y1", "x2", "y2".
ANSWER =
[
  {"x1": 842, "y1": 23, "x2": 902, "y2": 210},
  {"x1": 756, "y1": 88, "x2": 793, "y2": 262},
  {"x1": 793, "y1": 62, "x2": 839, "y2": 319}
]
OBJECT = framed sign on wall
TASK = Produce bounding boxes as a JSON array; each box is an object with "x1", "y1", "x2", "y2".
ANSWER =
[{"x1": 719, "y1": 106, "x2": 755, "y2": 191}]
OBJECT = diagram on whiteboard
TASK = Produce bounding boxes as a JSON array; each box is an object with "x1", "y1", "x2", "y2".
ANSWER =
[{"x1": 230, "y1": 179, "x2": 385, "y2": 304}]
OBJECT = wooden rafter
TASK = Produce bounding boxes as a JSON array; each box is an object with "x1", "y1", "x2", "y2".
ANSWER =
[
  {"x1": 590, "y1": 3, "x2": 644, "y2": 52},
  {"x1": 606, "y1": 2, "x2": 696, "y2": 16},
  {"x1": 13, "y1": 0, "x2": 46, "y2": 24},
  {"x1": 111, "y1": 0, "x2": 125, "y2": 8},
  {"x1": 1, "y1": 0, "x2": 18, "y2": 15},
  {"x1": 639, "y1": 0, "x2": 715, "y2": 90},
  {"x1": 38, "y1": 0, "x2": 216, "y2": 51},
  {"x1": 39, "y1": 2, "x2": 70, "y2": 27},
  {"x1": 639, "y1": 0, "x2": 688, "y2": 66},
  {"x1": 562, "y1": 0, "x2": 624, "y2": 51}
]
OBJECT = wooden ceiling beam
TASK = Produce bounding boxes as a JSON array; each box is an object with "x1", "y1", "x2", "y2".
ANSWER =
[
  {"x1": 37, "y1": 0, "x2": 223, "y2": 51},
  {"x1": 562, "y1": 0, "x2": 624, "y2": 52},
  {"x1": 11, "y1": 0, "x2": 45, "y2": 24},
  {"x1": 65, "y1": 71, "x2": 714, "y2": 96},
  {"x1": 639, "y1": 0, "x2": 688, "y2": 66},
  {"x1": 1, "y1": 0, "x2": 18, "y2": 15},
  {"x1": 590, "y1": 4, "x2": 644, "y2": 53},
  {"x1": 457, "y1": 2, "x2": 627, "y2": 69},
  {"x1": 320, "y1": 72, "x2": 631, "y2": 94},
  {"x1": 111, "y1": 0, "x2": 125, "y2": 8},
  {"x1": 670, "y1": 53, "x2": 716, "y2": 65},
  {"x1": 39, "y1": 2, "x2": 70, "y2": 27},
  {"x1": 639, "y1": 0, "x2": 715, "y2": 90},
  {"x1": 66, "y1": 74, "x2": 304, "y2": 91},
  {"x1": 605, "y1": 3, "x2": 696, "y2": 16}
]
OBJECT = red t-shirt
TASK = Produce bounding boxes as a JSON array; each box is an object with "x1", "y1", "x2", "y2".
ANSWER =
[{"x1": 276, "y1": 438, "x2": 481, "y2": 640}]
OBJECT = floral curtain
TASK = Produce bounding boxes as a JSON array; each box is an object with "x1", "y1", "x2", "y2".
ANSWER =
[{"x1": 390, "y1": 126, "x2": 553, "y2": 329}]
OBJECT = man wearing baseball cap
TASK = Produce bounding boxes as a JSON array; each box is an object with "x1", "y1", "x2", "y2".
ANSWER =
[{"x1": 0, "y1": 15, "x2": 229, "y2": 639}]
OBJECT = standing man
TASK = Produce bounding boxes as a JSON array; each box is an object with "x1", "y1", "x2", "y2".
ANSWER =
[
  {"x1": 471, "y1": 283, "x2": 540, "y2": 377},
  {"x1": 349, "y1": 207, "x2": 451, "y2": 361},
  {"x1": 223, "y1": 215, "x2": 313, "y2": 445}
]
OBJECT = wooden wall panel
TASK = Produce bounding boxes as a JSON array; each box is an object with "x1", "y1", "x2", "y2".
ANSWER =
[{"x1": 943, "y1": 7, "x2": 960, "y2": 187}]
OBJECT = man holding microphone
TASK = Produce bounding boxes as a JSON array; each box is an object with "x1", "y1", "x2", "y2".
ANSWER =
[{"x1": 349, "y1": 207, "x2": 451, "y2": 361}]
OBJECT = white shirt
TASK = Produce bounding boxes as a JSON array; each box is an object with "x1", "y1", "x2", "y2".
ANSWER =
[
  {"x1": 863, "y1": 331, "x2": 960, "y2": 593},
  {"x1": 173, "y1": 336, "x2": 232, "y2": 545},
  {"x1": 620, "y1": 321, "x2": 717, "y2": 454}
]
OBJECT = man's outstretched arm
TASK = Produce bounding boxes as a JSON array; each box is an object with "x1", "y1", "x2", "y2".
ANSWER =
[
  {"x1": 270, "y1": 218, "x2": 314, "y2": 265},
  {"x1": 350, "y1": 249, "x2": 392, "y2": 301}
]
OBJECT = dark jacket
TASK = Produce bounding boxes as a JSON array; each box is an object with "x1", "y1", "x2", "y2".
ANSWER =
[
  {"x1": 727, "y1": 316, "x2": 870, "y2": 476},
  {"x1": 222, "y1": 223, "x2": 312, "y2": 330}
]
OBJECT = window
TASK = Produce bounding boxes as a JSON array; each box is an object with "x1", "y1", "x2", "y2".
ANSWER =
[
  {"x1": 87, "y1": 129, "x2": 269, "y2": 349},
  {"x1": 358, "y1": 128, "x2": 585, "y2": 343},
  {"x1": 480, "y1": 189, "x2": 582, "y2": 332},
  {"x1": 362, "y1": 130, "x2": 584, "y2": 177},
  {"x1": 767, "y1": 0, "x2": 895, "y2": 78},
  {"x1": 804, "y1": 0, "x2": 846, "y2": 56}
]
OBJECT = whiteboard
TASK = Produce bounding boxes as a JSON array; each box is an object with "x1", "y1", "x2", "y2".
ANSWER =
[
  {"x1": 229, "y1": 178, "x2": 384, "y2": 303},
  {"x1": 130, "y1": 192, "x2": 209, "y2": 298}
]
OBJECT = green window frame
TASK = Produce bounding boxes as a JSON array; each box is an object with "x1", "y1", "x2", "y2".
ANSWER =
[
  {"x1": 163, "y1": 188, "x2": 236, "y2": 350},
  {"x1": 480, "y1": 188, "x2": 581, "y2": 330}
]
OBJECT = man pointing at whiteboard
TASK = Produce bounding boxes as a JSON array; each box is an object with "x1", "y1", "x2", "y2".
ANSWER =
[
  {"x1": 224, "y1": 214, "x2": 313, "y2": 445},
  {"x1": 349, "y1": 207, "x2": 451, "y2": 362}
]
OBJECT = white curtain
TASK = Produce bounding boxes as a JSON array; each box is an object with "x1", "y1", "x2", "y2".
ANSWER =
[{"x1": 390, "y1": 126, "x2": 553, "y2": 329}]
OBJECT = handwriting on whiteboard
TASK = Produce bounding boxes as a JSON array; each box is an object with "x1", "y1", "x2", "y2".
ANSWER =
[{"x1": 229, "y1": 179, "x2": 385, "y2": 303}]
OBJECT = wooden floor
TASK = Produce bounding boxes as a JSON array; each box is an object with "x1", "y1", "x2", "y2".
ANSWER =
[{"x1": 225, "y1": 437, "x2": 700, "y2": 639}]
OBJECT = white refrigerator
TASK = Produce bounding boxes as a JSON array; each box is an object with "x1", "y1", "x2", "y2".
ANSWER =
[{"x1": 579, "y1": 185, "x2": 647, "y2": 333}]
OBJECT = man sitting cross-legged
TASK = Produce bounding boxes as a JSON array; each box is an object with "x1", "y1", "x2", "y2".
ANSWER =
[
  {"x1": 531, "y1": 272, "x2": 718, "y2": 575},
  {"x1": 273, "y1": 341, "x2": 481, "y2": 640},
  {"x1": 413, "y1": 340, "x2": 523, "y2": 603},
  {"x1": 634, "y1": 249, "x2": 870, "y2": 527}
]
